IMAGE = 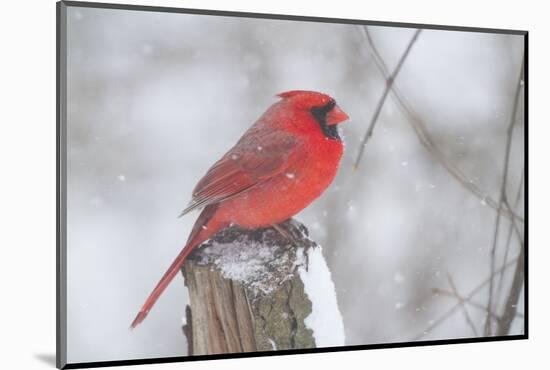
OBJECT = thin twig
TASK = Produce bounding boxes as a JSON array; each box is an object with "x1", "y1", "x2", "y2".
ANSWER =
[
  {"x1": 412, "y1": 256, "x2": 519, "y2": 341},
  {"x1": 484, "y1": 55, "x2": 525, "y2": 336},
  {"x1": 503, "y1": 195, "x2": 524, "y2": 245},
  {"x1": 359, "y1": 26, "x2": 524, "y2": 225},
  {"x1": 447, "y1": 274, "x2": 478, "y2": 336},
  {"x1": 497, "y1": 245, "x2": 525, "y2": 335},
  {"x1": 496, "y1": 167, "x2": 525, "y2": 302},
  {"x1": 433, "y1": 288, "x2": 524, "y2": 320},
  {"x1": 353, "y1": 29, "x2": 422, "y2": 170}
]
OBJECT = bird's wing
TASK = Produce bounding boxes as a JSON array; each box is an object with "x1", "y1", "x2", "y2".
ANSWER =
[{"x1": 178, "y1": 129, "x2": 297, "y2": 217}]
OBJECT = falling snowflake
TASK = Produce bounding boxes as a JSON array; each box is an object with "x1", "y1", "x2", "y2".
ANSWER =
[
  {"x1": 141, "y1": 44, "x2": 153, "y2": 55},
  {"x1": 393, "y1": 272, "x2": 405, "y2": 284}
]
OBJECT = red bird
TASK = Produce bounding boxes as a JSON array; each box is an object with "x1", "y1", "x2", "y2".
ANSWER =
[{"x1": 131, "y1": 90, "x2": 349, "y2": 328}]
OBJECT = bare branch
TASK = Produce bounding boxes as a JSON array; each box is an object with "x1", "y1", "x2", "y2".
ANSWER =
[
  {"x1": 433, "y1": 289, "x2": 524, "y2": 321},
  {"x1": 412, "y1": 256, "x2": 519, "y2": 341},
  {"x1": 447, "y1": 274, "x2": 478, "y2": 336},
  {"x1": 497, "y1": 245, "x2": 525, "y2": 335},
  {"x1": 496, "y1": 167, "x2": 525, "y2": 302},
  {"x1": 484, "y1": 55, "x2": 525, "y2": 336},
  {"x1": 353, "y1": 28, "x2": 422, "y2": 170},
  {"x1": 359, "y1": 26, "x2": 524, "y2": 224},
  {"x1": 503, "y1": 195, "x2": 524, "y2": 245}
]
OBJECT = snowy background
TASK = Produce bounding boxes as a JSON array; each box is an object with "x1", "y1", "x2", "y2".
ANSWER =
[{"x1": 65, "y1": 6, "x2": 525, "y2": 363}]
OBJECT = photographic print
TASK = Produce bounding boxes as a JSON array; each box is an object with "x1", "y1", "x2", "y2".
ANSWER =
[{"x1": 57, "y1": 1, "x2": 527, "y2": 368}]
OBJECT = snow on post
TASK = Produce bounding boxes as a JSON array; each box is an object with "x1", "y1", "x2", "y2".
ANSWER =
[{"x1": 181, "y1": 219, "x2": 345, "y2": 355}]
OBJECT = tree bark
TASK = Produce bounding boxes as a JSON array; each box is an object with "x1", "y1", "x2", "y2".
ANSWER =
[{"x1": 181, "y1": 219, "x2": 323, "y2": 355}]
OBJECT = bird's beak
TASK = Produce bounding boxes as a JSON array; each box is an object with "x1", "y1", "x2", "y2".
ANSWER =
[{"x1": 327, "y1": 105, "x2": 349, "y2": 125}]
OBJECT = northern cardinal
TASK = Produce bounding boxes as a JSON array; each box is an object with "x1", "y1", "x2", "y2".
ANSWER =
[{"x1": 131, "y1": 90, "x2": 349, "y2": 328}]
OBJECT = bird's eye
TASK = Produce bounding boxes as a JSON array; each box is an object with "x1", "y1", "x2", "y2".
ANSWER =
[
  {"x1": 321, "y1": 100, "x2": 336, "y2": 115},
  {"x1": 310, "y1": 99, "x2": 336, "y2": 118}
]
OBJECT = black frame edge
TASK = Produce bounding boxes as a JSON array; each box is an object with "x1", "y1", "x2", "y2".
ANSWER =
[{"x1": 523, "y1": 32, "x2": 529, "y2": 339}]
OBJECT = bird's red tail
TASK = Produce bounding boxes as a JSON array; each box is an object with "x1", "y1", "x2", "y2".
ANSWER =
[{"x1": 130, "y1": 205, "x2": 224, "y2": 329}]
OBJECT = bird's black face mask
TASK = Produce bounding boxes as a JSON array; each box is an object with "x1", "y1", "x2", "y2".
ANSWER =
[{"x1": 310, "y1": 100, "x2": 341, "y2": 140}]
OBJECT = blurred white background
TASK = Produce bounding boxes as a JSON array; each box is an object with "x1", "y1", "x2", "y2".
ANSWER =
[{"x1": 65, "y1": 5, "x2": 524, "y2": 363}]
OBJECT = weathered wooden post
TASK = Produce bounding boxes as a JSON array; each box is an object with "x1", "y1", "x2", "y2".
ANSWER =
[{"x1": 181, "y1": 219, "x2": 345, "y2": 355}]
